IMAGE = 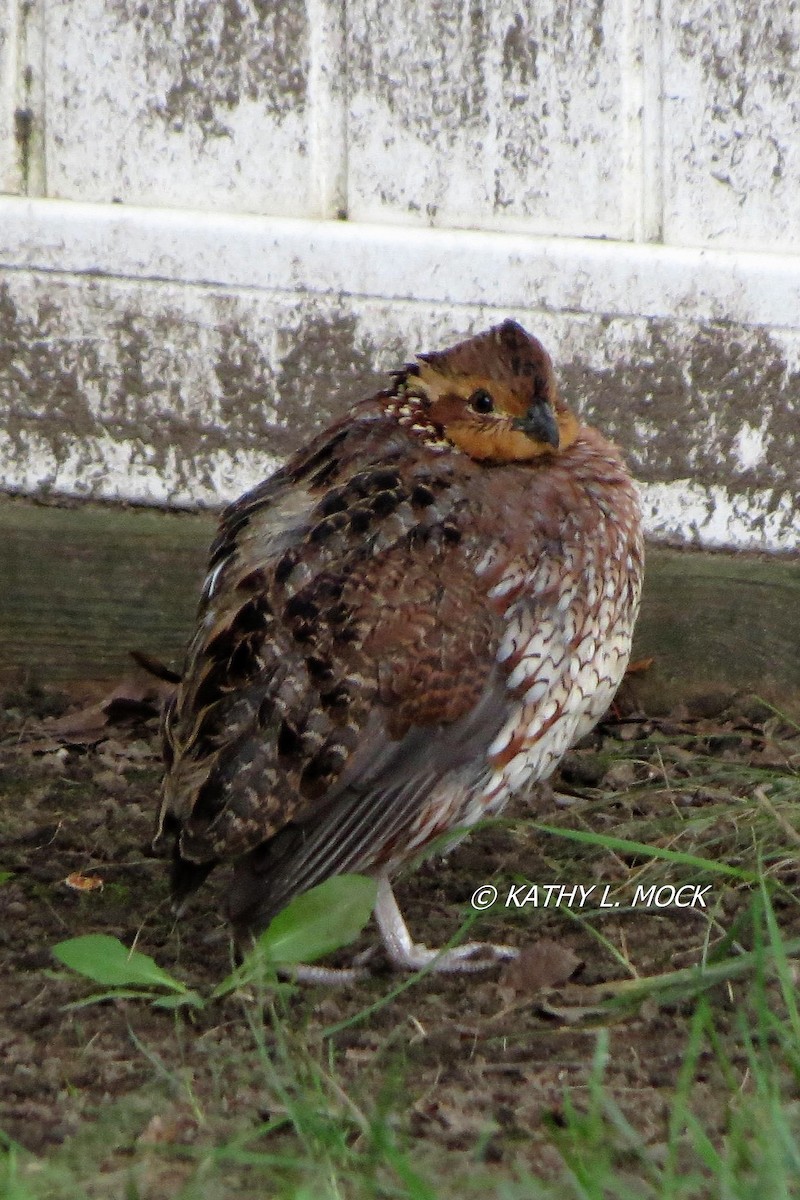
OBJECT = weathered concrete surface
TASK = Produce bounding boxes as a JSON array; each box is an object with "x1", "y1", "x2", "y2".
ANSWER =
[
  {"x1": 664, "y1": 2, "x2": 800, "y2": 251},
  {"x1": 7, "y1": 200, "x2": 800, "y2": 330},
  {"x1": 7, "y1": 0, "x2": 800, "y2": 251},
  {"x1": 1, "y1": 204, "x2": 798, "y2": 550},
  {"x1": 347, "y1": 0, "x2": 638, "y2": 237},
  {"x1": 0, "y1": 272, "x2": 390, "y2": 506},
  {"x1": 38, "y1": 0, "x2": 344, "y2": 216}
]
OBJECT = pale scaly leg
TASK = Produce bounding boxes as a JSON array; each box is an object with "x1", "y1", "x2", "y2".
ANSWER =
[
  {"x1": 374, "y1": 874, "x2": 518, "y2": 973},
  {"x1": 278, "y1": 960, "x2": 369, "y2": 985}
]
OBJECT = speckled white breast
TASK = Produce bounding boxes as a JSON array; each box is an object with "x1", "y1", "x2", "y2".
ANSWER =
[{"x1": 467, "y1": 510, "x2": 643, "y2": 824}]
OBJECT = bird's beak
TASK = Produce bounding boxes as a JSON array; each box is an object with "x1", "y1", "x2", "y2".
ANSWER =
[{"x1": 512, "y1": 403, "x2": 560, "y2": 449}]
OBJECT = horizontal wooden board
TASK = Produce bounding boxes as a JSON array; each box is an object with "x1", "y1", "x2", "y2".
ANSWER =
[
  {"x1": 0, "y1": 499, "x2": 215, "y2": 685},
  {"x1": 1, "y1": 498, "x2": 798, "y2": 715}
]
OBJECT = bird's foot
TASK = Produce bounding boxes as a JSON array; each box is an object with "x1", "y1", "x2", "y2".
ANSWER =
[
  {"x1": 374, "y1": 873, "x2": 517, "y2": 974},
  {"x1": 384, "y1": 938, "x2": 518, "y2": 974},
  {"x1": 277, "y1": 938, "x2": 517, "y2": 982},
  {"x1": 271, "y1": 876, "x2": 519, "y2": 984}
]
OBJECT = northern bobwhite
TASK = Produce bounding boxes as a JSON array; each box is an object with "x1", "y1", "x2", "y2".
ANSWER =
[{"x1": 155, "y1": 320, "x2": 643, "y2": 975}]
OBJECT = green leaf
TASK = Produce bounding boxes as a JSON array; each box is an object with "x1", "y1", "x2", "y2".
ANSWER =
[
  {"x1": 152, "y1": 991, "x2": 205, "y2": 1011},
  {"x1": 211, "y1": 874, "x2": 378, "y2": 999},
  {"x1": 212, "y1": 874, "x2": 378, "y2": 998},
  {"x1": 257, "y1": 874, "x2": 377, "y2": 965},
  {"x1": 52, "y1": 934, "x2": 187, "y2": 993},
  {"x1": 0, "y1": 871, "x2": 13, "y2": 886}
]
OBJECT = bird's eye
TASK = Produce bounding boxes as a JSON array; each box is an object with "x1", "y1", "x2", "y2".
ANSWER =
[{"x1": 469, "y1": 389, "x2": 494, "y2": 414}]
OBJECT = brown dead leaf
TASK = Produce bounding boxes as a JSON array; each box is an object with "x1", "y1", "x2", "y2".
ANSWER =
[
  {"x1": 38, "y1": 676, "x2": 170, "y2": 747},
  {"x1": 102, "y1": 680, "x2": 153, "y2": 708},
  {"x1": 603, "y1": 760, "x2": 640, "y2": 789},
  {"x1": 12, "y1": 738, "x2": 64, "y2": 757},
  {"x1": 43, "y1": 704, "x2": 109, "y2": 746},
  {"x1": 64, "y1": 872, "x2": 104, "y2": 892},
  {"x1": 499, "y1": 939, "x2": 582, "y2": 996},
  {"x1": 137, "y1": 1113, "x2": 198, "y2": 1146},
  {"x1": 55, "y1": 679, "x2": 122, "y2": 706},
  {"x1": 533, "y1": 997, "x2": 615, "y2": 1025},
  {"x1": 100, "y1": 677, "x2": 172, "y2": 718}
]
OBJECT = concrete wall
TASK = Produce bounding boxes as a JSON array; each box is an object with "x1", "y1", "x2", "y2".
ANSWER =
[{"x1": 0, "y1": 0, "x2": 798, "y2": 552}]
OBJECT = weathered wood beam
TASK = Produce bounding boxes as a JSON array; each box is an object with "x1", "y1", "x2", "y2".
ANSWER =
[
  {"x1": 1, "y1": 498, "x2": 798, "y2": 714},
  {"x1": 1, "y1": 499, "x2": 213, "y2": 685}
]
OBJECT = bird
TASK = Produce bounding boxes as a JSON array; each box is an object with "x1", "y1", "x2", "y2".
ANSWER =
[{"x1": 154, "y1": 319, "x2": 644, "y2": 976}]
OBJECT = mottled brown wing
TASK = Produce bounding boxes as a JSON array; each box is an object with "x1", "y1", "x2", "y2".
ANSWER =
[
  {"x1": 157, "y1": 415, "x2": 509, "y2": 929},
  {"x1": 225, "y1": 671, "x2": 508, "y2": 934}
]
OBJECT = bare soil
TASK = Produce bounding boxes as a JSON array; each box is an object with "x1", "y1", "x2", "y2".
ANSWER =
[{"x1": 1, "y1": 673, "x2": 799, "y2": 1192}]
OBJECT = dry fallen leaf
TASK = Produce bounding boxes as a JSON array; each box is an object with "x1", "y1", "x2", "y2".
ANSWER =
[
  {"x1": 100, "y1": 678, "x2": 171, "y2": 718},
  {"x1": 38, "y1": 676, "x2": 169, "y2": 747},
  {"x1": 499, "y1": 938, "x2": 582, "y2": 996},
  {"x1": 15, "y1": 739, "x2": 66, "y2": 757},
  {"x1": 137, "y1": 1113, "x2": 199, "y2": 1146},
  {"x1": 43, "y1": 704, "x2": 109, "y2": 746},
  {"x1": 64, "y1": 872, "x2": 104, "y2": 892}
]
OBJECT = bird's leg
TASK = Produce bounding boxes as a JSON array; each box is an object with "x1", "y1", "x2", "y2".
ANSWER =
[
  {"x1": 276, "y1": 944, "x2": 380, "y2": 985},
  {"x1": 278, "y1": 960, "x2": 370, "y2": 985},
  {"x1": 273, "y1": 875, "x2": 518, "y2": 984},
  {"x1": 374, "y1": 874, "x2": 518, "y2": 973}
]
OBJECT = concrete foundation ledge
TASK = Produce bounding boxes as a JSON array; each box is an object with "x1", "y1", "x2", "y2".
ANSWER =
[{"x1": 1, "y1": 197, "x2": 798, "y2": 552}]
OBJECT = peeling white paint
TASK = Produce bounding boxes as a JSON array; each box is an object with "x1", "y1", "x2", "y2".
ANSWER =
[
  {"x1": 42, "y1": 0, "x2": 320, "y2": 216},
  {"x1": 0, "y1": 428, "x2": 281, "y2": 510},
  {"x1": 663, "y1": 3, "x2": 800, "y2": 252},
  {"x1": 642, "y1": 481, "x2": 800, "y2": 554},
  {"x1": 3, "y1": 0, "x2": 800, "y2": 567},
  {"x1": 732, "y1": 422, "x2": 769, "y2": 473},
  {"x1": 347, "y1": 0, "x2": 636, "y2": 237}
]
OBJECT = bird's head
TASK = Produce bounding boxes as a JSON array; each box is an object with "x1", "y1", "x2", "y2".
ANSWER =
[{"x1": 391, "y1": 320, "x2": 579, "y2": 463}]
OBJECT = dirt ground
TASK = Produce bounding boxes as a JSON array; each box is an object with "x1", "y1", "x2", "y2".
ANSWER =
[{"x1": 1, "y1": 672, "x2": 799, "y2": 1193}]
